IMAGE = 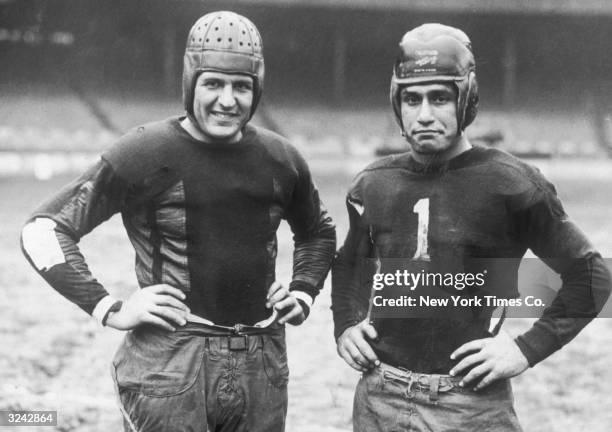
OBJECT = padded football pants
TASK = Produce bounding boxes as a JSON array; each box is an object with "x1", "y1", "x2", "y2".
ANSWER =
[
  {"x1": 353, "y1": 362, "x2": 523, "y2": 432},
  {"x1": 111, "y1": 324, "x2": 288, "y2": 432}
]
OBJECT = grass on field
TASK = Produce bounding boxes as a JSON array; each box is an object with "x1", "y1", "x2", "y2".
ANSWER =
[{"x1": 1, "y1": 158, "x2": 611, "y2": 431}]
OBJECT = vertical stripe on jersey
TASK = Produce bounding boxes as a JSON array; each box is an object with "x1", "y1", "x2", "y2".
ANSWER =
[
  {"x1": 147, "y1": 202, "x2": 163, "y2": 283},
  {"x1": 156, "y1": 181, "x2": 190, "y2": 290}
]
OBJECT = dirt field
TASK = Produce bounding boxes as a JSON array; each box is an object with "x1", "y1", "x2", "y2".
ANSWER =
[{"x1": 1, "y1": 157, "x2": 611, "y2": 431}]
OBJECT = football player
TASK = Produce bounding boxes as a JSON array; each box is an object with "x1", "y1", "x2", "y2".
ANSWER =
[
  {"x1": 332, "y1": 23, "x2": 610, "y2": 431},
  {"x1": 21, "y1": 11, "x2": 335, "y2": 432}
]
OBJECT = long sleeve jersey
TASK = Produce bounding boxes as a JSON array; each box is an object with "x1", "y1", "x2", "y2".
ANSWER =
[
  {"x1": 22, "y1": 117, "x2": 336, "y2": 326},
  {"x1": 332, "y1": 146, "x2": 610, "y2": 373}
]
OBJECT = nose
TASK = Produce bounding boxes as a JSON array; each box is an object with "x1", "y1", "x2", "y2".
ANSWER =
[
  {"x1": 218, "y1": 84, "x2": 236, "y2": 109},
  {"x1": 417, "y1": 98, "x2": 434, "y2": 124}
]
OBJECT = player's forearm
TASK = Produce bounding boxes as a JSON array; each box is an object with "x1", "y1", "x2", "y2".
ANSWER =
[
  {"x1": 291, "y1": 235, "x2": 335, "y2": 296},
  {"x1": 515, "y1": 253, "x2": 611, "y2": 366},
  {"x1": 286, "y1": 151, "x2": 337, "y2": 299},
  {"x1": 21, "y1": 221, "x2": 111, "y2": 316},
  {"x1": 331, "y1": 247, "x2": 370, "y2": 340},
  {"x1": 290, "y1": 207, "x2": 336, "y2": 300},
  {"x1": 21, "y1": 159, "x2": 128, "y2": 318}
]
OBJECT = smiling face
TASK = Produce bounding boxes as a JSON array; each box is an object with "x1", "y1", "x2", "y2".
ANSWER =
[
  {"x1": 400, "y1": 82, "x2": 462, "y2": 162},
  {"x1": 192, "y1": 71, "x2": 254, "y2": 144}
]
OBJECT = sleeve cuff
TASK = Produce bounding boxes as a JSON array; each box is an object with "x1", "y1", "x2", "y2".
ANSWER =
[
  {"x1": 334, "y1": 318, "x2": 363, "y2": 341},
  {"x1": 515, "y1": 324, "x2": 562, "y2": 367},
  {"x1": 289, "y1": 279, "x2": 320, "y2": 301},
  {"x1": 92, "y1": 295, "x2": 119, "y2": 325},
  {"x1": 291, "y1": 290, "x2": 314, "y2": 309}
]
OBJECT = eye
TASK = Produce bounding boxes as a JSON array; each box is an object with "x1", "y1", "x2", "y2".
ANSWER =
[
  {"x1": 234, "y1": 81, "x2": 253, "y2": 92},
  {"x1": 432, "y1": 93, "x2": 452, "y2": 105},
  {"x1": 401, "y1": 92, "x2": 421, "y2": 106},
  {"x1": 202, "y1": 79, "x2": 222, "y2": 89}
]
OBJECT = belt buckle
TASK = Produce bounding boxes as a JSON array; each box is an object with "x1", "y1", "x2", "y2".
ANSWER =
[{"x1": 228, "y1": 335, "x2": 248, "y2": 351}]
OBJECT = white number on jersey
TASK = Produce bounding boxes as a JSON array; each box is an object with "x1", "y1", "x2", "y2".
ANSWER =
[{"x1": 412, "y1": 198, "x2": 430, "y2": 261}]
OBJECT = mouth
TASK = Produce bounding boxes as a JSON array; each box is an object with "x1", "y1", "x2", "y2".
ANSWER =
[
  {"x1": 210, "y1": 111, "x2": 240, "y2": 121},
  {"x1": 413, "y1": 129, "x2": 440, "y2": 136}
]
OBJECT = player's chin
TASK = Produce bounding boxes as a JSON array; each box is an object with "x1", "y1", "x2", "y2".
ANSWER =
[
  {"x1": 410, "y1": 141, "x2": 440, "y2": 155},
  {"x1": 208, "y1": 124, "x2": 242, "y2": 140}
]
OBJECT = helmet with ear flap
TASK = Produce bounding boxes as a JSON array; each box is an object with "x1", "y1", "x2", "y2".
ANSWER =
[
  {"x1": 182, "y1": 11, "x2": 264, "y2": 121},
  {"x1": 458, "y1": 70, "x2": 479, "y2": 129},
  {"x1": 390, "y1": 23, "x2": 478, "y2": 134}
]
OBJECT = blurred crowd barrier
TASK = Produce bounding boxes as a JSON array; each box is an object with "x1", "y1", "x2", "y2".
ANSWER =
[
  {"x1": 0, "y1": 130, "x2": 606, "y2": 180},
  {"x1": 0, "y1": 106, "x2": 608, "y2": 178},
  {"x1": 0, "y1": 126, "x2": 114, "y2": 179}
]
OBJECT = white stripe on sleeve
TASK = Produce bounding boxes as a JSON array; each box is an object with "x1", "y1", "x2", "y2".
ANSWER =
[{"x1": 22, "y1": 218, "x2": 66, "y2": 271}]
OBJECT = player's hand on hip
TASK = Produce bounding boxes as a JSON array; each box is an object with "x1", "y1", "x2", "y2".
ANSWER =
[
  {"x1": 336, "y1": 320, "x2": 380, "y2": 372},
  {"x1": 105, "y1": 284, "x2": 190, "y2": 331},
  {"x1": 449, "y1": 330, "x2": 529, "y2": 391},
  {"x1": 266, "y1": 281, "x2": 306, "y2": 326}
]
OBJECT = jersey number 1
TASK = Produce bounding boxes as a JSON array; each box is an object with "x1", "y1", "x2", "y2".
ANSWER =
[{"x1": 412, "y1": 198, "x2": 430, "y2": 261}]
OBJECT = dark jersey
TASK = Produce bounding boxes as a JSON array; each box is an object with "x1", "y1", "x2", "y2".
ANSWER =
[
  {"x1": 332, "y1": 146, "x2": 610, "y2": 373},
  {"x1": 22, "y1": 117, "x2": 335, "y2": 326}
]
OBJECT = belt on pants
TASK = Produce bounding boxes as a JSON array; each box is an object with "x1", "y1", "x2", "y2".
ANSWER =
[
  {"x1": 205, "y1": 334, "x2": 263, "y2": 351},
  {"x1": 377, "y1": 361, "x2": 462, "y2": 401},
  {"x1": 179, "y1": 311, "x2": 282, "y2": 351}
]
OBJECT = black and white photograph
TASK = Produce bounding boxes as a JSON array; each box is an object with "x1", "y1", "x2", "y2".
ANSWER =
[{"x1": 2, "y1": 1, "x2": 611, "y2": 431}]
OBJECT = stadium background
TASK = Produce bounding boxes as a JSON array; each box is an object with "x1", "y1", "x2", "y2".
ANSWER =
[{"x1": 1, "y1": 0, "x2": 611, "y2": 430}]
